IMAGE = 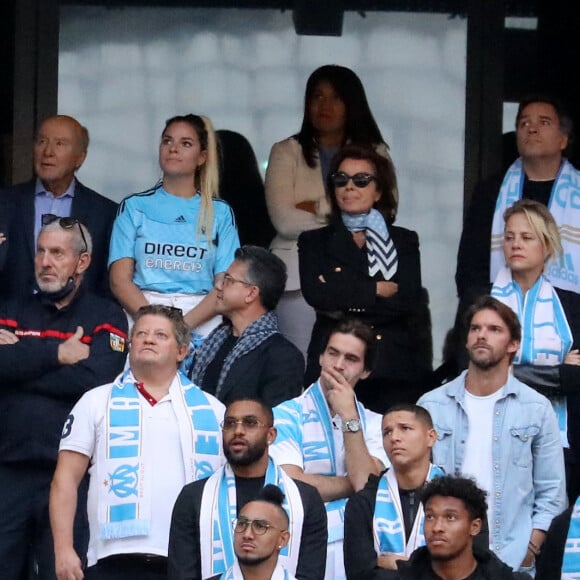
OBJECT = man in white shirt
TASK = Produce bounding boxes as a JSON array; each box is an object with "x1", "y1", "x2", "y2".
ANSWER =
[
  {"x1": 270, "y1": 318, "x2": 388, "y2": 580},
  {"x1": 50, "y1": 304, "x2": 225, "y2": 580}
]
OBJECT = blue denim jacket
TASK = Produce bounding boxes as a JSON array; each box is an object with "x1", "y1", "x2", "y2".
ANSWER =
[{"x1": 418, "y1": 370, "x2": 566, "y2": 571}]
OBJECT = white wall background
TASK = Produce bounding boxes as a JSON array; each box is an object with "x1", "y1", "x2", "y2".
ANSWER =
[{"x1": 59, "y1": 6, "x2": 467, "y2": 366}]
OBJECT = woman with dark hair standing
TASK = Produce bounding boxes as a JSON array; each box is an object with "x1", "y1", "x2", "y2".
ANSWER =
[
  {"x1": 265, "y1": 64, "x2": 395, "y2": 358},
  {"x1": 298, "y1": 145, "x2": 431, "y2": 413},
  {"x1": 109, "y1": 114, "x2": 239, "y2": 338}
]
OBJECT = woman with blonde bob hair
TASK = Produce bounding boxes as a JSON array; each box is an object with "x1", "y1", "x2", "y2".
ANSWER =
[
  {"x1": 109, "y1": 114, "x2": 239, "y2": 339},
  {"x1": 491, "y1": 198, "x2": 580, "y2": 501}
]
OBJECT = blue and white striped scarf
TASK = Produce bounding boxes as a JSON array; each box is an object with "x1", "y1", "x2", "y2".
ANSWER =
[
  {"x1": 373, "y1": 465, "x2": 444, "y2": 557},
  {"x1": 563, "y1": 497, "x2": 580, "y2": 579},
  {"x1": 490, "y1": 158, "x2": 580, "y2": 293},
  {"x1": 199, "y1": 458, "x2": 303, "y2": 578},
  {"x1": 220, "y1": 561, "x2": 296, "y2": 580},
  {"x1": 491, "y1": 267, "x2": 572, "y2": 366},
  {"x1": 342, "y1": 208, "x2": 398, "y2": 280},
  {"x1": 98, "y1": 369, "x2": 223, "y2": 539},
  {"x1": 274, "y1": 381, "x2": 367, "y2": 543}
]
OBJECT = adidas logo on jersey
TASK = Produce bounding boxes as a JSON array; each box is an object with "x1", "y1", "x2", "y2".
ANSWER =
[{"x1": 175, "y1": 215, "x2": 186, "y2": 223}]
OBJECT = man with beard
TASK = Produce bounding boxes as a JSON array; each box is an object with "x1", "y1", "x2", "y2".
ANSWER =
[
  {"x1": 395, "y1": 476, "x2": 531, "y2": 579},
  {"x1": 168, "y1": 399, "x2": 327, "y2": 580},
  {"x1": 214, "y1": 485, "x2": 296, "y2": 580},
  {"x1": 0, "y1": 218, "x2": 127, "y2": 579},
  {"x1": 418, "y1": 296, "x2": 566, "y2": 574}
]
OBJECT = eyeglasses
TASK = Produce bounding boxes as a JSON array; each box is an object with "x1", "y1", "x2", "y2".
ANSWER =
[
  {"x1": 222, "y1": 273, "x2": 253, "y2": 287},
  {"x1": 220, "y1": 417, "x2": 270, "y2": 431},
  {"x1": 331, "y1": 172, "x2": 376, "y2": 189},
  {"x1": 135, "y1": 304, "x2": 183, "y2": 319},
  {"x1": 41, "y1": 214, "x2": 88, "y2": 254},
  {"x1": 233, "y1": 517, "x2": 285, "y2": 535}
]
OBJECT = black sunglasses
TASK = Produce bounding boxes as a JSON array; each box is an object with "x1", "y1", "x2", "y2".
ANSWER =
[
  {"x1": 41, "y1": 214, "x2": 88, "y2": 254},
  {"x1": 331, "y1": 172, "x2": 376, "y2": 189}
]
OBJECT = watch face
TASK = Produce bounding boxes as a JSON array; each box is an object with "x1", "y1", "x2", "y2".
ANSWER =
[{"x1": 346, "y1": 419, "x2": 361, "y2": 432}]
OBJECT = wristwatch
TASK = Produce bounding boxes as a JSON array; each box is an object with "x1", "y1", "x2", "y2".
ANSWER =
[{"x1": 341, "y1": 419, "x2": 361, "y2": 433}]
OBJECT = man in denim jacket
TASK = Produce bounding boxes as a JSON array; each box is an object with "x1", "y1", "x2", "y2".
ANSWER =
[{"x1": 418, "y1": 296, "x2": 566, "y2": 574}]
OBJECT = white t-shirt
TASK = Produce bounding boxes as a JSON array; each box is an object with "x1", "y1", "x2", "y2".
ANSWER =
[
  {"x1": 60, "y1": 380, "x2": 224, "y2": 565},
  {"x1": 461, "y1": 387, "x2": 504, "y2": 535}
]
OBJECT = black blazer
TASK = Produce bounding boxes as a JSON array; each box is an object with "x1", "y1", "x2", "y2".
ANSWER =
[
  {"x1": 0, "y1": 179, "x2": 118, "y2": 299},
  {"x1": 298, "y1": 221, "x2": 432, "y2": 391}
]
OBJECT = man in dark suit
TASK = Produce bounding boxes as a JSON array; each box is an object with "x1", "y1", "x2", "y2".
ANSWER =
[
  {"x1": 190, "y1": 245, "x2": 304, "y2": 407},
  {"x1": 0, "y1": 114, "x2": 117, "y2": 299}
]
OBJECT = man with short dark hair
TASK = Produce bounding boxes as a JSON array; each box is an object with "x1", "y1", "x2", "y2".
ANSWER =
[
  {"x1": 168, "y1": 398, "x2": 327, "y2": 580},
  {"x1": 50, "y1": 305, "x2": 225, "y2": 580},
  {"x1": 456, "y1": 95, "x2": 578, "y2": 302},
  {"x1": 419, "y1": 296, "x2": 566, "y2": 573},
  {"x1": 395, "y1": 476, "x2": 530, "y2": 579},
  {"x1": 0, "y1": 218, "x2": 128, "y2": 579},
  {"x1": 191, "y1": 245, "x2": 304, "y2": 407},
  {"x1": 1, "y1": 114, "x2": 117, "y2": 299},
  {"x1": 211, "y1": 485, "x2": 296, "y2": 580},
  {"x1": 270, "y1": 319, "x2": 388, "y2": 580},
  {"x1": 344, "y1": 404, "x2": 443, "y2": 579}
]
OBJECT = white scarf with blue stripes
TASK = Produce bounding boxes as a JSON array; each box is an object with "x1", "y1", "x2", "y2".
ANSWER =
[
  {"x1": 98, "y1": 369, "x2": 223, "y2": 539},
  {"x1": 373, "y1": 465, "x2": 444, "y2": 557},
  {"x1": 220, "y1": 561, "x2": 296, "y2": 579},
  {"x1": 491, "y1": 267, "x2": 572, "y2": 365},
  {"x1": 199, "y1": 458, "x2": 303, "y2": 578},
  {"x1": 563, "y1": 497, "x2": 580, "y2": 578}
]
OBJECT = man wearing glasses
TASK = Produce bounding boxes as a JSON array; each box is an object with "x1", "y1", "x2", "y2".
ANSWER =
[
  {"x1": 0, "y1": 217, "x2": 128, "y2": 579},
  {"x1": 212, "y1": 485, "x2": 296, "y2": 580},
  {"x1": 191, "y1": 245, "x2": 304, "y2": 407},
  {"x1": 168, "y1": 398, "x2": 327, "y2": 580},
  {"x1": 0, "y1": 114, "x2": 117, "y2": 300},
  {"x1": 50, "y1": 304, "x2": 225, "y2": 580}
]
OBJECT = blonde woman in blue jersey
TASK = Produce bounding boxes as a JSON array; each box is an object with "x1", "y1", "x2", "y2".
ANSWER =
[{"x1": 109, "y1": 114, "x2": 240, "y2": 339}]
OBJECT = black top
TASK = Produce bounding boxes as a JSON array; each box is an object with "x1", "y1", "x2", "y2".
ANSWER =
[
  {"x1": 344, "y1": 471, "x2": 491, "y2": 580},
  {"x1": 0, "y1": 287, "x2": 128, "y2": 466},
  {"x1": 535, "y1": 504, "x2": 572, "y2": 580},
  {"x1": 168, "y1": 472, "x2": 327, "y2": 580},
  {"x1": 202, "y1": 334, "x2": 238, "y2": 396}
]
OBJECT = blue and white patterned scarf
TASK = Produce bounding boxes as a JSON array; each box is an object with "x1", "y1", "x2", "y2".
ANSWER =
[
  {"x1": 199, "y1": 458, "x2": 303, "y2": 578},
  {"x1": 274, "y1": 381, "x2": 368, "y2": 543},
  {"x1": 98, "y1": 369, "x2": 223, "y2": 539},
  {"x1": 373, "y1": 465, "x2": 444, "y2": 557},
  {"x1": 191, "y1": 311, "x2": 279, "y2": 398},
  {"x1": 490, "y1": 158, "x2": 580, "y2": 292},
  {"x1": 563, "y1": 497, "x2": 580, "y2": 579},
  {"x1": 220, "y1": 561, "x2": 296, "y2": 580},
  {"x1": 342, "y1": 208, "x2": 398, "y2": 280},
  {"x1": 492, "y1": 267, "x2": 572, "y2": 366}
]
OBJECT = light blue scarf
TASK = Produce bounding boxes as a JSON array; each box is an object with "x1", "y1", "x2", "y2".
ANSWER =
[
  {"x1": 490, "y1": 158, "x2": 580, "y2": 292},
  {"x1": 99, "y1": 369, "x2": 222, "y2": 539},
  {"x1": 373, "y1": 464, "x2": 444, "y2": 556},
  {"x1": 220, "y1": 561, "x2": 296, "y2": 579},
  {"x1": 563, "y1": 497, "x2": 580, "y2": 578},
  {"x1": 199, "y1": 458, "x2": 303, "y2": 578}
]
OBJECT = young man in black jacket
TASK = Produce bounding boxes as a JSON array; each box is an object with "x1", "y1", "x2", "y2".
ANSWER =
[{"x1": 396, "y1": 476, "x2": 530, "y2": 580}]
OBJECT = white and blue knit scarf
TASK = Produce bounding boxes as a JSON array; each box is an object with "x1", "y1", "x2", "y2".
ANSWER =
[
  {"x1": 275, "y1": 381, "x2": 368, "y2": 543},
  {"x1": 98, "y1": 369, "x2": 223, "y2": 539},
  {"x1": 342, "y1": 208, "x2": 398, "y2": 280},
  {"x1": 220, "y1": 561, "x2": 296, "y2": 580},
  {"x1": 490, "y1": 158, "x2": 580, "y2": 292},
  {"x1": 563, "y1": 497, "x2": 580, "y2": 578},
  {"x1": 491, "y1": 267, "x2": 573, "y2": 366},
  {"x1": 199, "y1": 458, "x2": 303, "y2": 578},
  {"x1": 373, "y1": 465, "x2": 444, "y2": 557},
  {"x1": 191, "y1": 311, "x2": 279, "y2": 398}
]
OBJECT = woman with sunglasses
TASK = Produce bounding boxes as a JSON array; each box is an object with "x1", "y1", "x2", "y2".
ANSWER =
[
  {"x1": 298, "y1": 145, "x2": 431, "y2": 413},
  {"x1": 265, "y1": 65, "x2": 395, "y2": 359},
  {"x1": 109, "y1": 114, "x2": 239, "y2": 342}
]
